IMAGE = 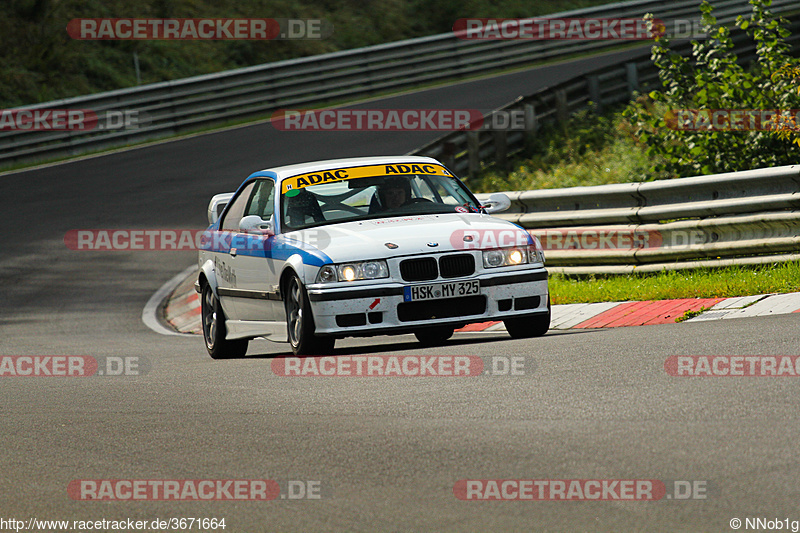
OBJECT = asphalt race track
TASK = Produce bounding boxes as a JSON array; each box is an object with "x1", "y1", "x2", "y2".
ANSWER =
[{"x1": 2, "y1": 48, "x2": 800, "y2": 532}]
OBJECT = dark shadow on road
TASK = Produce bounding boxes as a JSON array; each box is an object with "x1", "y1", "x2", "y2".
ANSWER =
[{"x1": 243, "y1": 327, "x2": 603, "y2": 359}]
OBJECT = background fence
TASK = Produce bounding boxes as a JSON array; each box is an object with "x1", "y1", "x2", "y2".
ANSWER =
[{"x1": 2, "y1": 0, "x2": 799, "y2": 165}]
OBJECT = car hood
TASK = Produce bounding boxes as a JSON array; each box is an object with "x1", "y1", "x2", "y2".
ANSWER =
[{"x1": 282, "y1": 213, "x2": 531, "y2": 263}]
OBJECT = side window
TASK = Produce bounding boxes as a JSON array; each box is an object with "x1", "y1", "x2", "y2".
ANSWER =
[
  {"x1": 411, "y1": 175, "x2": 442, "y2": 203},
  {"x1": 220, "y1": 182, "x2": 256, "y2": 231},
  {"x1": 245, "y1": 179, "x2": 275, "y2": 220}
]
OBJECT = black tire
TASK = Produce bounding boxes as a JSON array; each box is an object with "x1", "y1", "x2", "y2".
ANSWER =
[
  {"x1": 504, "y1": 298, "x2": 551, "y2": 339},
  {"x1": 284, "y1": 273, "x2": 335, "y2": 356},
  {"x1": 201, "y1": 284, "x2": 249, "y2": 359},
  {"x1": 414, "y1": 326, "x2": 454, "y2": 346}
]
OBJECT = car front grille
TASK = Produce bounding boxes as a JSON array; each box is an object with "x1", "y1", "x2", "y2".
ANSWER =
[
  {"x1": 400, "y1": 257, "x2": 438, "y2": 281},
  {"x1": 439, "y1": 254, "x2": 475, "y2": 278},
  {"x1": 400, "y1": 254, "x2": 476, "y2": 281}
]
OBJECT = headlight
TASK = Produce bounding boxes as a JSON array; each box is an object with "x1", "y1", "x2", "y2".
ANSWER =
[
  {"x1": 529, "y1": 236, "x2": 546, "y2": 265},
  {"x1": 340, "y1": 264, "x2": 357, "y2": 281},
  {"x1": 483, "y1": 242, "x2": 545, "y2": 268},
  {"x1": 508, "y1": 249, "x2": 525, "y2": 264},
  {"x1": 528, "y1": 246, "x2": 546, "y2": 265},
  {"x1": 483, "y1": 250, "x2": 505, "y2": 267},
  {"x1": 317, "y1": 265, "x2": 337, "y2": 283},
  {"x1": 316, "y1": 260, "x2": 389, "y2": 283},
  {"x1": 483, "y1": 247, "x2": 528, "y2": 268}
]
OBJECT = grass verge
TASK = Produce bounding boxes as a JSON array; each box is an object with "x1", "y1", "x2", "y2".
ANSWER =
[{"x1": 550, "y1": 262, "x2": 800, "y2": 304}]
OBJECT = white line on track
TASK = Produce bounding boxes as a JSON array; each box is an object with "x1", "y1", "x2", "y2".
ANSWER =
[{"x1": 142, "y1": 264, "x2": 197, "y2": 336}]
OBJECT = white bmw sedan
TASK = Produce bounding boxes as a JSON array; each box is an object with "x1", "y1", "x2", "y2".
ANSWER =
[{"x1": 197, "y1": 156, "x2": 549, "y2": 357}]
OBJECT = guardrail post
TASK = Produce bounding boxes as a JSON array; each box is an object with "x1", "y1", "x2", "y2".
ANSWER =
[
  {"x1": 587, "y1": 75, "x2": 602, "y2": 113},
  {"x1": 524, "y1": 103, "x2": 537, "y2": 134},
  {"x1": 523, "y1": 103, "x2": 538, "y2": 154},
  {"x1": 493, "y1": 130, "x2": 508, "y2": 175},
  {"x1": 555, "y1": 89, "x2": 568, "y2": 124},
  {"x1": 442, "y1": 141, "x2": 456, "y2": 172},
  {"x1": 467, "y1": 131, "x2": 479, "y2": 180},
  {"x1": 626, "y1": 62, "x2": 639, "y2": 96}
]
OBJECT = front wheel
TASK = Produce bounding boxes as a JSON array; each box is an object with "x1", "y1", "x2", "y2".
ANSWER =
[
  {"x1": 201, "y1": 284, "x2": 249, "y2": 359},
  {"x1": 284, "y1": 273, "x2": 335, "y2": 355}
]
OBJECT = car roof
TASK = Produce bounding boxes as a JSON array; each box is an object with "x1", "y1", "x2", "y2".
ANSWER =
[{"x1": 260, "y1": 156, "x2": 444, "y2": 181}]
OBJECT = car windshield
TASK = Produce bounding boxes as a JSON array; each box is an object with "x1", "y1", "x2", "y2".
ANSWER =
[{"x1": 280, "y1": 170, "x2": 481, "y2": 230}]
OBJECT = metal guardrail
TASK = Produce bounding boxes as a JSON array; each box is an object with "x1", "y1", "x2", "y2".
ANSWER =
[
  {"x1": 476, "y1": 165, "x2": 800, "y2": 274},
  {"x1": 412, "y1": 17, "x2": 800, "y2": 179},
  {"x1": 2, "y1": 0, "x2": 799, "y2": 165}
]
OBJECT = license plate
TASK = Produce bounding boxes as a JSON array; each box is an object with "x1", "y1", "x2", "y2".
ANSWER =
[{"x1": 403, "y1": 280, "x2": 480, "y2": 302}]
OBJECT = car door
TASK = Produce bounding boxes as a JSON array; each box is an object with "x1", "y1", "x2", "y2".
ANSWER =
[
  {"x1": 233, "y1": 178, "x2": 283, "y2": 322},
  {"x1": 215, "y1": 181, "x2": 256, "y2": 321}
]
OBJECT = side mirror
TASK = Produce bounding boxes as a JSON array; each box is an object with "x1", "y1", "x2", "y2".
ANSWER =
[
  {"x1": 207, "y1": 192, "x2": 235, "y2": 225},
  {"x1": 239, "y1": 214, "x2": 275, "y2": 235},
  {"x1": 482, "y1": 193, "x2": 511, "y2": 214}
]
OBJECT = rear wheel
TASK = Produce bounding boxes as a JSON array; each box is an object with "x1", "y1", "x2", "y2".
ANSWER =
[
  {"x1": 284, "y1": 273, "x2": 335, "y2": 355},
  {"x1": 504, "y1": 298, "x2": 551, "y2": 339},
  {"x1": 414, "y1": 326, "x2": 454, "y2": 346},
  {"x1": 201, "y1": 284, "x2": 249, "y2": 359}
]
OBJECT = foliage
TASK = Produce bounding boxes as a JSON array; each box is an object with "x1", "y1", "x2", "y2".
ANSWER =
[
  {"x1": 624, "y1": 0, "x2": 800, "y2": 177},
  {"x1": 0, "y1": 0, "x2": 621, "y2": 107},
  {"x1": 471, "y1": 106, "x2": 667, "y2": 193}
]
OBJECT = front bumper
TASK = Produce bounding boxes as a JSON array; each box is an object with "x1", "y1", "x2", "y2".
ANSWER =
[{"x1": 306, "y1": 269, "x2": 548, "y2": 337}]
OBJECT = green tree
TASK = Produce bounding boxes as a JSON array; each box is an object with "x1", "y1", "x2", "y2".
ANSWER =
[{"x1": 625, "y1": 0, "x2": 800, "y2": 177}]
